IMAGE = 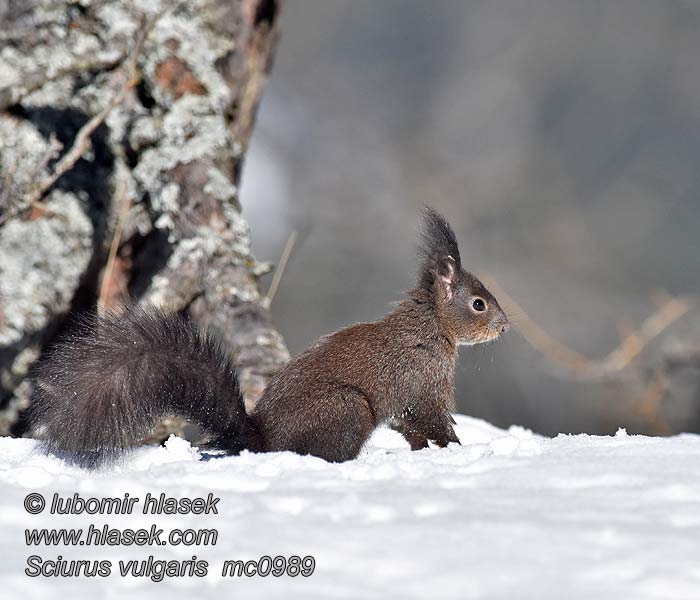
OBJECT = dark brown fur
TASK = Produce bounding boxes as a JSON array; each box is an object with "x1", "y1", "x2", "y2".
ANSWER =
[{"x1": 30, "y1": 208, "x2": 508, "y2": 466}]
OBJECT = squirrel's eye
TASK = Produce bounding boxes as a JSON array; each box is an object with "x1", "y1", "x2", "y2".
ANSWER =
[{"x1": 472, "y1": 298, "x2": 486, "y2": 312}]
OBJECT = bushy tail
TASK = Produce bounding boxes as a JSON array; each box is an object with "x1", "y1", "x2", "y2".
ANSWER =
[{"x1": 30, "y1": 306, "x2": 262, "y2": 467}]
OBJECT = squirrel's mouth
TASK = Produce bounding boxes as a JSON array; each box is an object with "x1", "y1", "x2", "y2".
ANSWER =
[
  {"x1": 458, "y1": 332, "x2": 498, "y2": 346},
  {"x1": 458, "y1": 322, "x2": 509, "y2": 346}
]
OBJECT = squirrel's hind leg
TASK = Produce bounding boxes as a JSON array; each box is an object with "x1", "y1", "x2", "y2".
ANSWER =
[{"x1": 274, "y1": 385, "x2": 375, "y2": 462}]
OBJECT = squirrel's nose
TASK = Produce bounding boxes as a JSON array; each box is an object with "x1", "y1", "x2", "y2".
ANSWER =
[{"x1": 500, "y1": 322, "x2": 510, "y2": 334}]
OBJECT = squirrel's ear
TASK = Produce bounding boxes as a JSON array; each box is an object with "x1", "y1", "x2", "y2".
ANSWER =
[
  {"x1": 433, "y1": 255, "x2": 458, "y2": 302},
  {"x1": 418, "y1": 207, "x2": 462, "y2": 294}
]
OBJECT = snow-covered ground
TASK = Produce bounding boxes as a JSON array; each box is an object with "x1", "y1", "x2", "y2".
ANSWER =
[{"x1": 1, "y1": 415, "x2": 700, "y2": 599}]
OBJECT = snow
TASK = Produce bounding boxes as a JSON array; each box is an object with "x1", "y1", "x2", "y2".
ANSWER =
[{"x1": 2, "y1": 415, "x2": 700, "y2": 599}]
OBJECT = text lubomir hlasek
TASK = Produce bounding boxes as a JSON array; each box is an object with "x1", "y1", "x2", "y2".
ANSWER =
[{"x1": 48, "y1": 493, "x2": 219, "y2": 515}]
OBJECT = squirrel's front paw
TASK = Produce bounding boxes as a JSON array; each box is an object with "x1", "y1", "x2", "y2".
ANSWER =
[
  {"x1": 405, "y1": 431, "x2": 429, "y2": 451},
  {"x1": 432, "y1": 425, "x2": 460, "y2": 448}
]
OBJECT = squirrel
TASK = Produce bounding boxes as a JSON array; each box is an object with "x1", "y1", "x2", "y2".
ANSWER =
[{"x1": 29, "y1": 208, "x2": 509, "y2": 467}]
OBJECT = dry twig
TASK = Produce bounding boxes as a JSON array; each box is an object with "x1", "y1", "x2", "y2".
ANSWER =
[
  {"x1": 263, "y1": 230, "x2": 298, "y2": 309},
  {"x1": 481, "y1": 274, "x2": 692, "y2": 382},
  {"x1": 98, "y1": 180, "x2": 132, "y2": 313}
]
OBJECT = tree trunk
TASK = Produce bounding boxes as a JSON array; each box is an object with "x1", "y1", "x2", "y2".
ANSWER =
[{"x1": 0, "y1": 0, "x2": 289, "y2": 439}]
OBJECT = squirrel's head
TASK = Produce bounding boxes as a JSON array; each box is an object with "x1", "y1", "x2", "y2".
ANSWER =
[{"x1": 416, "y1": 207, "x2": 509, "y2": 345}]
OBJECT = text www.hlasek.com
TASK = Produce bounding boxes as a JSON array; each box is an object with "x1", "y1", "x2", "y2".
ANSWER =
[{"x1": 26, "y1": 524, "x2": 217, "y2": 547}]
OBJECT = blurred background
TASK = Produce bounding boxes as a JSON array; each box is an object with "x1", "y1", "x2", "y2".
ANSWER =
[{"x1": 242, "y1": 0, "x2": 700, "y2": 436}]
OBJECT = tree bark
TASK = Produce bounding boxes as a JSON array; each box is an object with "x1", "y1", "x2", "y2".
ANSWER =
[{"x1": 0, "y1": 0, "x2": 289, "y2": 438}]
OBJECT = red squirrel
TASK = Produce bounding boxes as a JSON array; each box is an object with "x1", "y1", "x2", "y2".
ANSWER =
[{"x1": 30, "y1": 208, "x2": 509, "y2": 466}]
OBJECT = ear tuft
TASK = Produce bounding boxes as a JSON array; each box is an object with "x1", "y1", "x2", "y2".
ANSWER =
[{"x1": 418, "y1": 207, "x2": 462, "y2": 292}]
